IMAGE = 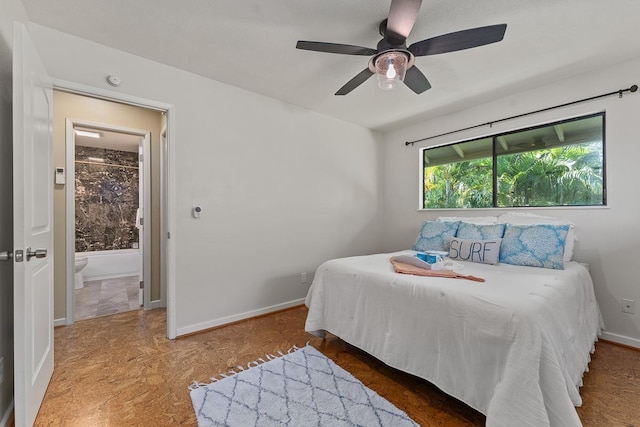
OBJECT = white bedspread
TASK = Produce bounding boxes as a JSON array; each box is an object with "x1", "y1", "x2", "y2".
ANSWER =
[{"x1": 304, "y1": 251, "x2": 602, "y2": 427}]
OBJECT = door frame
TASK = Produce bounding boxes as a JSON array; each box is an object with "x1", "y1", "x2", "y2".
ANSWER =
[
  {"x1": 160, "y1": 123, "x2": 168, "y2": 308},
  {"x1": 64, "y1": 119, "x2": 152, "y2": 321},
  {"x1": 55, "y1": 79, "x2": 177, "y2": 339}
]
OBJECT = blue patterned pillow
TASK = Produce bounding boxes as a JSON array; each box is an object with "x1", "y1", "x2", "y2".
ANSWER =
[
  {"x1": 499, "y1": 224, "x2": 570, "y2": 269},
  {"x1": 456, "y1": 222, "x2": 505, "y2": 240},
  {"x1": 413, "y1": 220, "x2": 460, "y2": 252}
]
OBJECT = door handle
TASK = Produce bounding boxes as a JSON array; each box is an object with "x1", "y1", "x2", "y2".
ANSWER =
[
  {"x1": 26, "y1": 247, "x2": 47, "y2": 261},
  {"x1": 0, "y1": 251, "x2": 12, "y2": 261}
]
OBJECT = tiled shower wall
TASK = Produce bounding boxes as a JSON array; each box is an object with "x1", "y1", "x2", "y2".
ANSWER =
[{"x1": 75, "y1": 145, "x2": 139, "y2": 252}]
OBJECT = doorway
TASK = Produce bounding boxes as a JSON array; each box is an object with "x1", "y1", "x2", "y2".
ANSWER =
[
  {"x1": 53, "y1": 90, "x2": 167, "y2": 325},
  {"x1": 68, "y1": 123, "x2": 150, "y2": 321}
]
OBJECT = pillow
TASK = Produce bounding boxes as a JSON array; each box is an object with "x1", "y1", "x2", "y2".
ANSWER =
[
  {"x1": 437, "y1": 216, "x2": 498, "y2": 224},
  {"x1": 413, "y1": 220, "x2": 459, "y2": 252},
  {"x1": 449, "y1": 237, "x2": 502, "y2": 265},
  {"x1": 497, "y1": 212, "x2": 576, "y2": 262},
  {"x1": 456, "y1": 222, "x2": 505, "y2": 240},
  {"x1": 499, "y1": 224, "x2": 570, "y2": 270}
]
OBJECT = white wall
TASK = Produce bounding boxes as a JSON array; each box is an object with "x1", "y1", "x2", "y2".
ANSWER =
[
  {"x1": 27, "y1": 23, "x2": 384, "y2": 335},
  {"x1": 382, "y1": 57, "x2": 640, "y2": 347}
]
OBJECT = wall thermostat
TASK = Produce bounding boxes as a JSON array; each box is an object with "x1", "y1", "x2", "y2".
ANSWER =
[
  {"x1": 55, "y1": 167, "x2": 65, "y2": 185},
  {"x1": 192, "y1": 206, "x2": 202, "y2": 218}
]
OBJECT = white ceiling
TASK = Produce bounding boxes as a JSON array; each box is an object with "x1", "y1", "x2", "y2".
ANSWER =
[
  {"x1": 21, "y1": 0, "x2": 640, "y2": 132},
  {"x1": 75, "y1": 128, "x2": 141, "y2": 152}
]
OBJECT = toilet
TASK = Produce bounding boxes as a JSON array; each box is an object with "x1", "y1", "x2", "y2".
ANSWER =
[{"x1": 74, "y1": 256, "x2": 88, "y2": 289}]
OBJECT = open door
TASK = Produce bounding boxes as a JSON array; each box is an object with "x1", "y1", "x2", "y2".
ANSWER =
[
  {"x1": 139, "y1": 133, "x2": 151, "y2": 310},
  {"x1": 13, "y1": 22, "x2": 55, "y2": 426},
  {"x1": 137, "y1": 140, "x2": 144, "y2": 306}
]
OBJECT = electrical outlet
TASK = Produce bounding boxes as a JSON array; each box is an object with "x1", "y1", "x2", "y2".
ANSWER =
[
  {"x1": 0, "y1": 356, "x2": 4, "y2": 384},
  {"x1": 301, "y1": 272, "x2": 308, "y2": 284},
  {"x1": 621, "y1": 299, "x2": 635, "y2": 314}
]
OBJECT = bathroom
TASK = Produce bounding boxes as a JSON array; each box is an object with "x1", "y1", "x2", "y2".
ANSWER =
[{"x1": 73, "y1": 131, "x2": 143, "y2": 320}]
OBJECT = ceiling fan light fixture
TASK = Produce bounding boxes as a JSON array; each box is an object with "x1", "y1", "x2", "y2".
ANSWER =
[
  {"x1": 297, "y1": 0, "x2": 507, "y2": 96},
  {"x1": 374, "y1": 51, "x2": 408, "y2": 91}
]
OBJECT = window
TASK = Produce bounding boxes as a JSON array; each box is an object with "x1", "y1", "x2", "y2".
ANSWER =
[{"x1": 421, "y1": 113, "x2": 605, "y2": 209}]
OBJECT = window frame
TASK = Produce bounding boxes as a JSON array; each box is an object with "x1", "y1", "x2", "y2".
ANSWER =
[{"x1": 419, "y1": 112, "x2": 607, "y2": 210}]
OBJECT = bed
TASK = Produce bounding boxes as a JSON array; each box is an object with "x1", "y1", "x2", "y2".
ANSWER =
[{"x1": 304, "y1": 248, "x2": 602, "y2": 427}]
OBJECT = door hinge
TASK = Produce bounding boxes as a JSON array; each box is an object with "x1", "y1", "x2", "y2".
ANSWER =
[{"x1": 139, "y1": 153, "x2": 143, "y2": 162}]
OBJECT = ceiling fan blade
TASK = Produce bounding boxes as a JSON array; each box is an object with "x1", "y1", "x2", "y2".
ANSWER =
[
  {"x1": 404, "y1": 66, "x2": 431, "y2": 94},
  {"x1": 335, "y1": 68, "x2": 374, "y2": 95},
  {"x1": 386, "y1": 0, "x2": 423, "y2": 45},
  {"x1": 408, "y1": 24, "x2": 507, "y2": 56},
  {"x1": 296, "y1": 41, "x2": 377, "y2": 56}
]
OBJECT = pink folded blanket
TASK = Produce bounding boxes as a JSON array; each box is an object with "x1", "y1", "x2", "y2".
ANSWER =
[{"x1": 390, "y1": 257, "x2": 485, "y2": 282}]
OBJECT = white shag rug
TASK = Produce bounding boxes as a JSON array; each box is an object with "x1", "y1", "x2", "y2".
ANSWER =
[{"x1": 189, "y1": 345, "x2": 419, "y2": 427}]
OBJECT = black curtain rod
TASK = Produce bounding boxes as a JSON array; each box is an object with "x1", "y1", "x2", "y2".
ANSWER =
[{"x1": 405, "y1": 84, "x2": 638, "y2": 146}]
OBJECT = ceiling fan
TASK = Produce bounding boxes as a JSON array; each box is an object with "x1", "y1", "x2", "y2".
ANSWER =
[{"x1": 296, "y1": 0, "x2": 507, "y2": 95}]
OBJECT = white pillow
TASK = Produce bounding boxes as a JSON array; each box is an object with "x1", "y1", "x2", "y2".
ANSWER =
[
  {"x1": 437, "y1": 216, "x2": 498, "y2": 224},
  {"x1": 449, "y1": 237, "x2": 502, "y2": 265},
  {"x1": 496, "y1": 212, "x2": 576, "y2": 262}
]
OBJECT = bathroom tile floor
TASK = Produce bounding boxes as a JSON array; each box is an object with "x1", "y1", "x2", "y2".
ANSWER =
[{"x1": 75, "y1": 275, "x2": 141, "y2": 321}]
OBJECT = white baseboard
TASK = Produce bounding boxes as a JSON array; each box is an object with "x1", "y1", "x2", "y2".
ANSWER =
[
  {"x1": 0, "y1": 399, "x2": 14, "y2": 427},
  {"x1": 176, "y1": 298, "x2": 305, "y2": 337},
  {"x1": 600, "y1": 331, "x2": 640, "y2": 349}
]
